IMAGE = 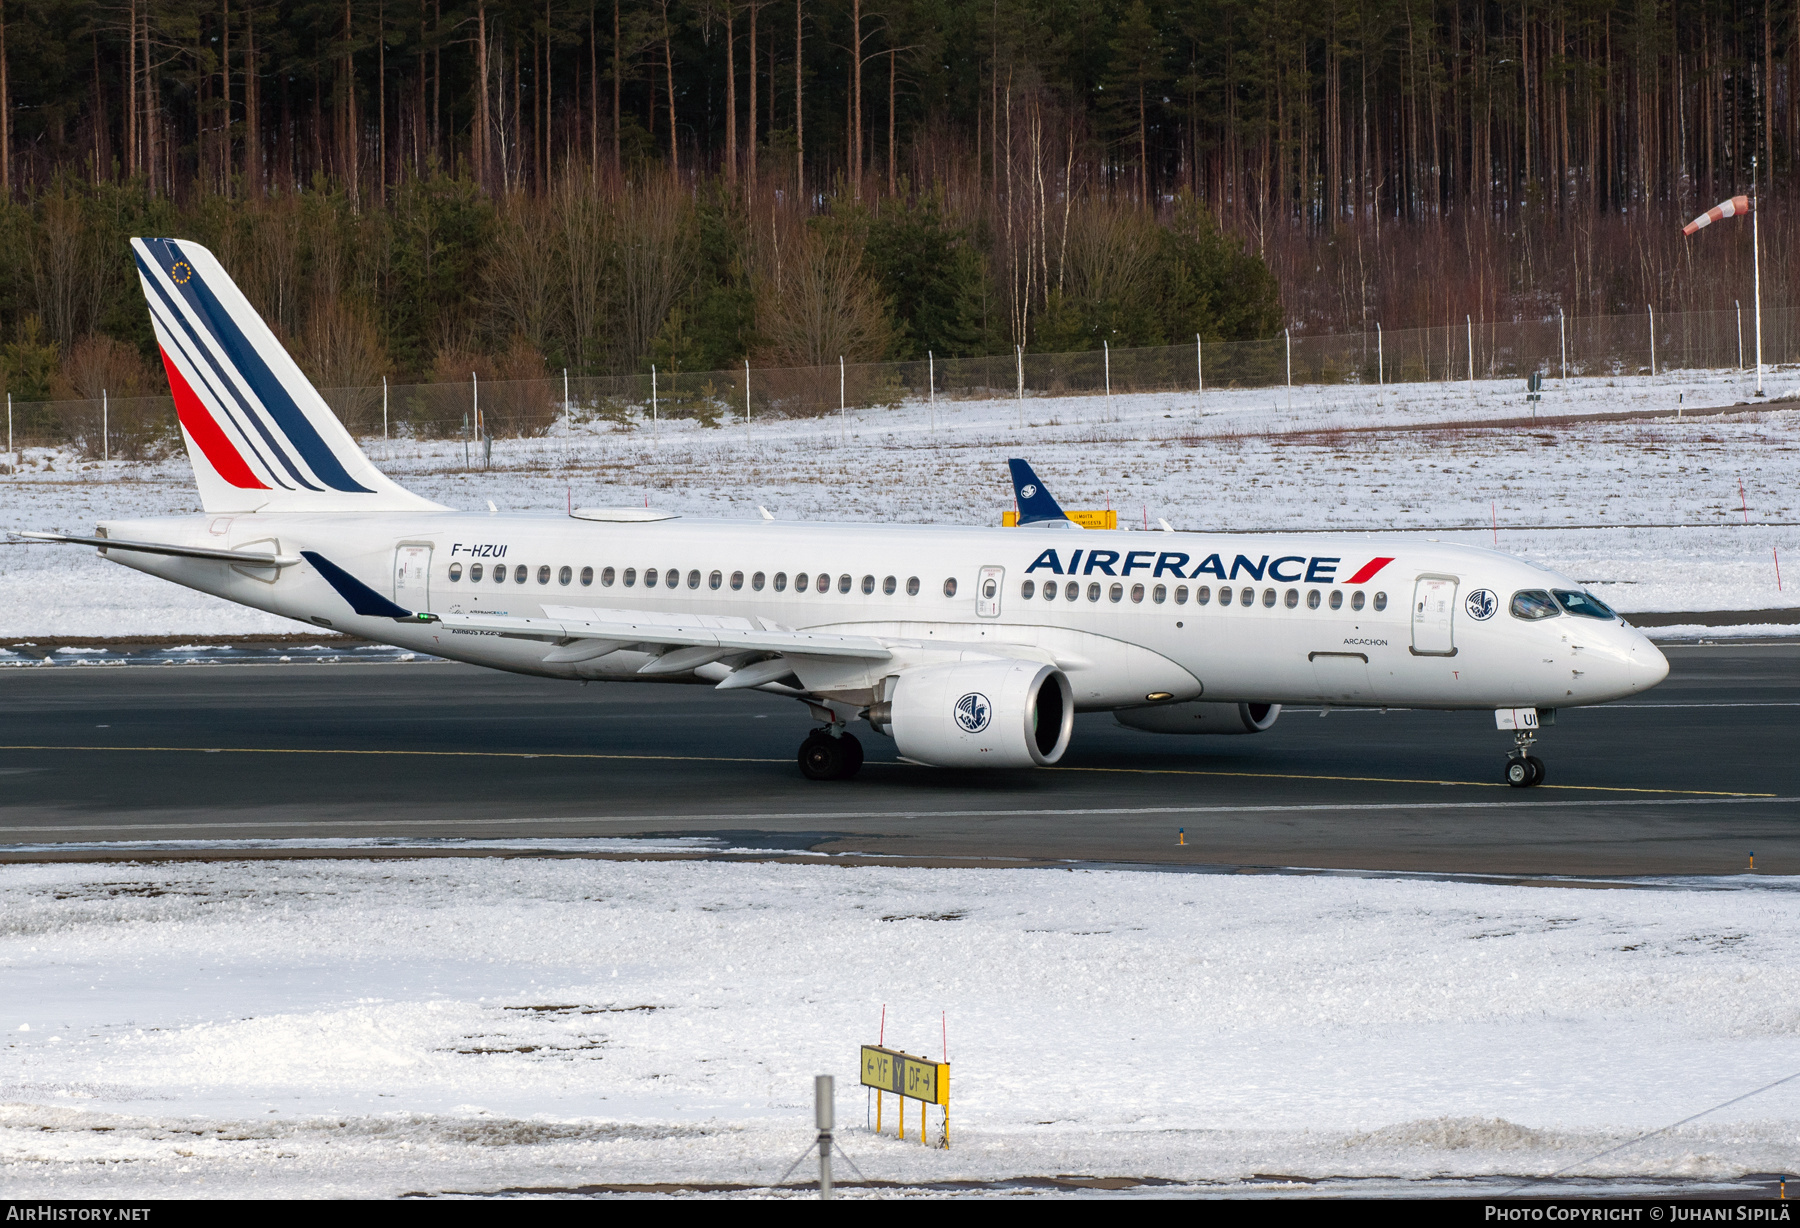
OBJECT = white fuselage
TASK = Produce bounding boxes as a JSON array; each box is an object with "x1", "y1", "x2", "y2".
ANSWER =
[{"x1": 96, "y1": 510, "x2": 1669, "y2": 713}]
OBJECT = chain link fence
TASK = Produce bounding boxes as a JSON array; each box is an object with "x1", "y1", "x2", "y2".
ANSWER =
[{"x1": 4, "y1": 303, "x2": 1792, "y2": 460}]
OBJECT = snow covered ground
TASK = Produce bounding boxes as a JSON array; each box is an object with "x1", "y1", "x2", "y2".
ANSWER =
[
  {"x1": 2, "y1": 369, "x2": 1797, "y2": 636},
  {"x1": 3, "y1": 855, "x2": 1798, "y2": 1197}
]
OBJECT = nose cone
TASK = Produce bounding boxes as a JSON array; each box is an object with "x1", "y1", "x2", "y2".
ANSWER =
[{"x1": 1632, "y1": 635, "x2": 1671, "y2": 693}]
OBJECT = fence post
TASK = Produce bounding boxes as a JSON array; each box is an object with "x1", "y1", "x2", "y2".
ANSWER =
[
  {"x1": 1103, "y1": 338, "x2": 1111, "y2": 413},
  {"x1": 928, "y1": 350, "x2": 935, "y2": 432},
  {"x1": 1466, "y1": 315, "x2": 1475, "y2": 396},
  {"x1": 1195, "y1": 334, "x2": 1203, "y2": 409},
  {"x1": 745, "y1": 358, "x2": 751, "y2": 438},
  {"x1": 1559, "y1": 308, "x2": 1567, "y2": 381},
  {"x1": 102, "y1": 389, "x2": 108, "y2": 466},
  {"x1": 6, "y1": 393, "x2": 10, "y2": 467},
  {"x1": 1284, "y1": 327, "x2": 1292, "y2": 389},
  {"x1": 563, "y1": 368, "x2": 570, "y2": 431},
  {"x1": 1376, "y1": 323, "x2": 1384, "y2": 402},
  {"x1": 651, "y1": 364, "x2": 658, "y2": 436},
  {"x1": 1647, "y1": 304, "x2": 1656, "y2": 377},
  {"x1": 839, "y1": 355, "x2": 846, "y2": 439},
  {"x1": 1737, "y1": 300, "x2": 1745, "y2": 371}
]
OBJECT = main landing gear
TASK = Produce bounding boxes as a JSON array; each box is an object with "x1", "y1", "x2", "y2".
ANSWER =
[
  {"x1": 1504, "y1": 727, "x2": 1547, "y2": 789},
  {"x1": 799, "y1": 727, "x2": 864, "y2": 781}
]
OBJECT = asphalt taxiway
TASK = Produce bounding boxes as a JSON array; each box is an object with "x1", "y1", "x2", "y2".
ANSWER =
[{"x1": 0, "y1": 642, "x2": 1794, "y2": 874}]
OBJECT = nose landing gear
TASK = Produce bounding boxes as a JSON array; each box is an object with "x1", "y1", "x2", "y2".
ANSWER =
[
  {"x1": 1497, "y1": 708, "x2": 1550, "y2": 788},
  {"x1": 1504, "y1": 730, "x2": 1546, "y2": 788}
]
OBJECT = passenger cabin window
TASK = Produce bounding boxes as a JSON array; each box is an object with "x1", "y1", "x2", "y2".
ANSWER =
[
  {"x1": 1175, "y1": 585, "x2": 1189, "y2": 604},
  {"x1": 600, "y1": 566, "x2": 613, "y2": 586},
  {"x1": 558, "y1": 565, "x2": 572, "y2": 586},
  {"x1": 644, "y1": 568, "x2": 658, "y2": 588},
  {"x1": 906, "y1": 577, "x2": 921, "y2": 596},
  {"x1": 943, "y1": 577, "x2": 958, "y2": 598},
  {"x1": 448, "y1": 563, "x2": 463, "y2": 582},
  {"x1": 883, "y1": 576, "x2": 897, "y2": 595},
  {"x1": 794, "y1": 572, "x2": 809, "y2": 592},
  {"x1": 1086, "y1": 582, "x2": 1101, "y2": 602},
  {"x1": 1373, "y1": 592, "x2": 1388, "y2": 611},
  {"x1": 1554, "y1": 589, "x2": 1615, "y2": 619},
  {"x1": 1284, "y1": 588, "x2": 1298, "y2": 608},
  {"x1": 709, "y1": 570, "x2": 723, "y2": 590},
  {"x1": 751, "y1": 571, "x2": 766, "y2": 591},
  {"x1": 686, "y1": 570, "x2": 700, "y2": 589},
  {"x1": 1329, "y1": 590, "x2": 1342, "y2": 609},
  {"x1": 1306, "y1": 589, "x2": 1320, "y2": 609},
  {"x1": 1218, "y1": 586, "x2": 1232, "y2": 606},
  {"x1": 1194, "y1": 586, "x2": 1209, "y2": 605},
  {"x1": 1262, "y1": 588, "x2": 1277, "y2": 607},
  {"x1": 819, "y1": 574, "x2": 833, "y2": 593},
  {"x1": 1152, "y1": 584, "x2": 1165, "y2": 604},
  {"x1": 470, "y1": 563, "x2": 484, "y2": 582},
  {"x1": 1510, "y1": 589, "x2": 1561, "y2": 620},
  {"x1": 510, "y1": 565, "x2": 524, "y2": 584},
  {"x1": 861, "y1": 575, "x2": 876, "y2": 595},
  {"x1": 1129, "y1": 584, "x2": 1144, "y2": 603},
  {"x1": 1021, "y1": 579, "x2": 1037, "y2": 599},
  {"x1": 624, "y1": 568, "x2": 638, "y2": 587},
  {"x1": 729, "y1": 571, "x2": 743, "y2": 591},
  {"x1": 837, "y1": 574, "x2": 851, "y2": 594},
  {"x1": 580, "y1": 566, "x2": 594, "y2": 586},
  {"x1": 774, "y1": 572, "x2": 789, "y2": 592},
  {"x1": 667, "y1": 570, "x2": 680, "y2": 589}
]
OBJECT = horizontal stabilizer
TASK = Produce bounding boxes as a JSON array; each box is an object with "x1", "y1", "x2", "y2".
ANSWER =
[
  {"x1": 302, "y1": 551, "x2": 417, "y2": 620},
  {"x1": 13, "y1": 531, "x2": 301, "y2": 567}
]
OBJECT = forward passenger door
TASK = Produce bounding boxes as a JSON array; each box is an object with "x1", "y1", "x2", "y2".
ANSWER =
[{"x1": 1411, "y1": 575, "x2": 1458, "y2": 655}]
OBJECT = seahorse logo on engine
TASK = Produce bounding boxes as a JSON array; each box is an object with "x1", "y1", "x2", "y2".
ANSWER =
[{"x1": 954, "y1": 691, "x2": 992, "y2": 734}]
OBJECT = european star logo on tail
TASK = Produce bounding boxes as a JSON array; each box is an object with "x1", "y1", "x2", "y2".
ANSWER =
[{"x1": 133, "y1": 237, "x2": 442, "y2": 515}]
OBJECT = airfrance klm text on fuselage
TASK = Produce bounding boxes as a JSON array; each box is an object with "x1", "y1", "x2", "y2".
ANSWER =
[{"x1": 20, "y1": 238, "x2": 1670, "y2": 784}]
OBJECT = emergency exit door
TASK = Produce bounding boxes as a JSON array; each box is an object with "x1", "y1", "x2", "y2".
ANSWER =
[
  {"x1": 394, "y1": 544, "x2": 432, "y2": 611},
  {"x1": 1411, "y1": 575, "x2": 1458, "y2": 655},
  {"x1": 977, "y1": 566, "x2": 1005, "y2": 617}
]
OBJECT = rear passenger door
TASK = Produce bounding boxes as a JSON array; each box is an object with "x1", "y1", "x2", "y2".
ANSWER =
[{"x1": 394, "y1": 544, "x2": 433, "y2": 611}]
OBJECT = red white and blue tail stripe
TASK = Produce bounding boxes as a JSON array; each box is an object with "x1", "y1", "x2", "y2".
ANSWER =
[{"x1": 133, "y1": 237, "x2": 439, "y2": 514}]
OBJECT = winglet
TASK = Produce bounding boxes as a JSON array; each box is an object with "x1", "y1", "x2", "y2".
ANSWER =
[
  {"x1": 302, "y1": 550, "x2": 428, "y2": 621},
  {"x1": 1007, "y1": 459, "x2": 1072, "y2": 525}
]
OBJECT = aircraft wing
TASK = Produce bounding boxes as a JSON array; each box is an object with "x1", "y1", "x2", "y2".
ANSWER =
[{"x1": 430, "y1": 610, "x2": 893, "y2": 662}]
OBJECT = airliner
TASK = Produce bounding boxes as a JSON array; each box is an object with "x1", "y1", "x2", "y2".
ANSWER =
[{"x1": 19, "y1": 238, "x2": 1669, "y2": 785}]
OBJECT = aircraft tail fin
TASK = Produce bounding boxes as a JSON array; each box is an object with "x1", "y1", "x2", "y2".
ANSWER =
[
  {"x1": 1007, "y1": 458, "x2": 1073, "y2": 526},
  {"x1": 131, "y1": 237, "x2": 442, "y2": 515}
]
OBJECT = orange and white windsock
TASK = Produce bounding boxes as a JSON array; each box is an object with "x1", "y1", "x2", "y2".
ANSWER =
[{"x1": 1683, "y1": 195, "x2": 1752, "y2": 235}]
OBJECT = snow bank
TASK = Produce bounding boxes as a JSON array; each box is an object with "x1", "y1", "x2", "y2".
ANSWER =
[{"x1": 4, "y1": 857, "x2": 1798, "y2": 1196}]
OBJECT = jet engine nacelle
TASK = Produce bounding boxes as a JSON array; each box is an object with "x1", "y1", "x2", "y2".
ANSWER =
[
  {"x1": 1114, "y1": 701, "x2": 1281, "y2": 735},
  {"x1": 877, "y1": 660, "x2": 1075, "y2": 768}
]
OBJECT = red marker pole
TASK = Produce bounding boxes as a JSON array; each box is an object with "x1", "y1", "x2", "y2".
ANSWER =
[{"x1": 1777, "y1": 547, "x2": 1783, "y2": 592}]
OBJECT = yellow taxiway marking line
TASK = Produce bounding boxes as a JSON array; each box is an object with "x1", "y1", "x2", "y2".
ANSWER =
[
  {"x1": 1044, "y1": 764, "x2": 1775, "y2": 799},
  {"x1": 0, "y1": 744, "x2": 1775, "y2": 799}
]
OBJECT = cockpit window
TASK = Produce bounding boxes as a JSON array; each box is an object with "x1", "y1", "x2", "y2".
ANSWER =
[
  {"x1": 1554, "y1": 589, "x2": 1616, "y2": 619},
  {"x1": 1510, "y1": 589, "x2": 1560, "y2": 621}
]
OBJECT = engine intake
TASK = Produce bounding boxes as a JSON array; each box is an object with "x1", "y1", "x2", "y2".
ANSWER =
[
  {"x1": 1114, "y1": 701, "x2": 1281, "y2": 735},
  {"x1": 879, "y1": 660, "x2": 1074, "y2": 768}
]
